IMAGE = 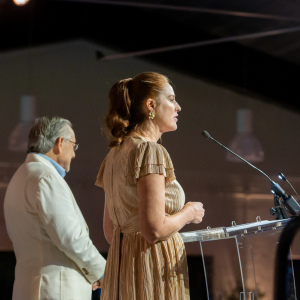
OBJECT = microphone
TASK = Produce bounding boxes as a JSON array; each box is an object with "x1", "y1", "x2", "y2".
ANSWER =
[
  {"x1": 278, "y1": 172, "x2": 300, "y2": 202},
  {"x1": 202, "y1": 130, "x2": 273, "y2": 183},
  {"x1": 202, "y1": 130, "x2": 300, "y2": 217}
]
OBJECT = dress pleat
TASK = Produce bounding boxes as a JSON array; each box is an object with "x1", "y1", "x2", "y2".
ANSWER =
[{"x1": 96, "y1": 136, "x2": 190, "y2": 300}]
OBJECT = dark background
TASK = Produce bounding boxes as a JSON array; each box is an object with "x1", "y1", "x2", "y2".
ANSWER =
[{"x1": 2, "y1": 1, "x2": 300, "y2": 299}]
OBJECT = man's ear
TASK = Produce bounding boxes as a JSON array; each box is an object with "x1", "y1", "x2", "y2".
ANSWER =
[
  {"x1": 145, "y1": 98, "x2": 156, "y2": 111},
  {"x1": 53, "y1": 136, "x2": 64, "y2": 154}
]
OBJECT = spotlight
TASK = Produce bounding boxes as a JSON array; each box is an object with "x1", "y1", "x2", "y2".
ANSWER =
[{"x1": 13, "y1": 0, "x2": 30, "y2": 6}]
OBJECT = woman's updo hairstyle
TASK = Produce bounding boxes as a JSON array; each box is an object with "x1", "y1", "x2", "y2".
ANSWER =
[{"x1": 104, "y1": 72, "x2": 171, "y2": 147}]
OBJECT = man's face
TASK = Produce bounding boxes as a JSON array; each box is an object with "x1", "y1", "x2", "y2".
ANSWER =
[{"x1": 58, "y1": 126, "x2": 76, "y2": 173}]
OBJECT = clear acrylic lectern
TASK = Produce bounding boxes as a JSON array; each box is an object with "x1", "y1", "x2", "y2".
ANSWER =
[{"x1": 181, "y1": 218, "x2": 296, "y2": 300}]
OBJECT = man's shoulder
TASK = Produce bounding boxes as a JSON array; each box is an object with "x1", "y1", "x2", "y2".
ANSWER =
[{"x1": 25, "y1": 155, "x2": 60, "y2": 183}]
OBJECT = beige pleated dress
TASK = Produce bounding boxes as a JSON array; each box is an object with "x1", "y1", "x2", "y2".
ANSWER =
[{"x1": 95, "y1": 135, "x2": 190, "y2": 300}]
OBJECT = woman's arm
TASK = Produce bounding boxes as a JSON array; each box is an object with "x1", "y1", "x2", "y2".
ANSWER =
[
  {"x1": 138, "y1": 173, "x2": 204, "y2": 244},
  {"x1": 103, "y1": 200, "x2": 114, "y2": 244}
]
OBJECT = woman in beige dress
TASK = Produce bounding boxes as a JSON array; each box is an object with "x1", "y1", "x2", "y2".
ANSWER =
[{"x1": 95, "y1": 71, "x2": 205, "y2": 300}]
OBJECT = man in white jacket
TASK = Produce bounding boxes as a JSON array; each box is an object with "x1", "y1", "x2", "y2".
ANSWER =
[{"x1": 4, "y1": 116, "x2": 106, "y2": 300}]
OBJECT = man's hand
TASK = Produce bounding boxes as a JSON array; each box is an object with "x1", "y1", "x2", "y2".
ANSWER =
[{"x1": 92, "y1": 278, "x2": 103, "y2": 291}]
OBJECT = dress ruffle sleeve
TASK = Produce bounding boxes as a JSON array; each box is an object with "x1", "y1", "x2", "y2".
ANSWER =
[
  {"x1": 126, "y1": 141, "x2": 176, "y2": 185},
  {"x1": 95, "y1": 155, "x2": 107, "y2": 188}
]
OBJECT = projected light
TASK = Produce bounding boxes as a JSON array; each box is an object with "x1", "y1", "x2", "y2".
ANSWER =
[
  {"x1": 226, "y1": 109, "x2": 264, "y2": 163},
  {"x1": 13, "y1": 0, "x2": 30, "y2": 6}
]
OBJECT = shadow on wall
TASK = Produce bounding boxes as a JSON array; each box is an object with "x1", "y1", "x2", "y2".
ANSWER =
[{"x1": 0, "y1": 252, "x2": 15, "y2": 299}]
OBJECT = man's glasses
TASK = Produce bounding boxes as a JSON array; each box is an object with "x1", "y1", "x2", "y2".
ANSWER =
[{"x1": 65, "y1": 139, "x2": 79, "y2": 151}]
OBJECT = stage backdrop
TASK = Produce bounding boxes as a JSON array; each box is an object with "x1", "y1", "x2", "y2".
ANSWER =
[{"x1": 1, "y1": 40, "x2": 300, "y2": 299}]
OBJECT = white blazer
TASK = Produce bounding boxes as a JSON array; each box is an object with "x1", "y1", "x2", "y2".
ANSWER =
[{"x1": 4, "y1": 154, "x2": 106, "y2": 300}]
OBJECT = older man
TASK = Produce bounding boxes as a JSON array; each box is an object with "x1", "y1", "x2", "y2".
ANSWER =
[{"x1": 4, "y1": 116, "x2": 106, "y2": 300}]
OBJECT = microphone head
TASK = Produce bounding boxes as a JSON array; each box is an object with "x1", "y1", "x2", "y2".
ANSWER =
[
  {"x1": 202, "y1": 130, "x2": 210, "y2": 139},
  {"x1": 278, "y1": 173, "x2": 287, "y2": 181}
]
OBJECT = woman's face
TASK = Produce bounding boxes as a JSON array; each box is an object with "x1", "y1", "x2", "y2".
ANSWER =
[{"x1": 154, "y1": 83, "x2": 181, "y2": 134}]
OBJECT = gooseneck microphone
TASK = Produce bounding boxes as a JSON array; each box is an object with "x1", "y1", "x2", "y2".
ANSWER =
[
  {"x1": 278, "y1": 172, "x2": 300, "y2": 202},
  {"x1": 202, "y1": 130, "x2": 300, "y2": 217},
  {"x1": 202, "y1": 130, "x2": 274, "y2": 183}
]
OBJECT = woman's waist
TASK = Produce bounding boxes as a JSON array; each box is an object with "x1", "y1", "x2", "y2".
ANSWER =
[{"x1": 117, "y1": 229, "x2": 182, "y2": 245}]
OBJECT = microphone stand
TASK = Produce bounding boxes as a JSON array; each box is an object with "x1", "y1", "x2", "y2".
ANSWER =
[
  {"x1": 270, "y1": 182, "x2": 299, "y2": 219},
  {"x1": 202, "y1": 130, "x2": 300, "y2": 220},
  {"x1": 270, "y1": 182, "x2": 289, "y2": 220},
  {"x1": 270, "y1": 194, "x2": 289, "y2": 220}
]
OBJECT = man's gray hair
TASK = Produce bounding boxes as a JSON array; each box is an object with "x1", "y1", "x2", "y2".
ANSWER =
[{"x1": 27, "y1": 116, "x2": 73, "y2": 154}]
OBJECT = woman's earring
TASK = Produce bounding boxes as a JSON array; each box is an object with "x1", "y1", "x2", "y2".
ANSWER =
[{"x1": 149, "y1": 111, "x2": 156, "y2": 120}]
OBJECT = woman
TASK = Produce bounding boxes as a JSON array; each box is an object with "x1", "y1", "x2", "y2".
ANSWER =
[{"x1": 95, "y1": 71, "x2": 205, "y2": 300}]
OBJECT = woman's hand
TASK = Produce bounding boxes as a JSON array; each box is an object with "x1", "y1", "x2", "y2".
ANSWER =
[
  {"x1": 138, "y1": 174, "x2": 205, "y2": 243},
  {"x1": 182, "y1": 202, "x2": 205, "y2": 224}
]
